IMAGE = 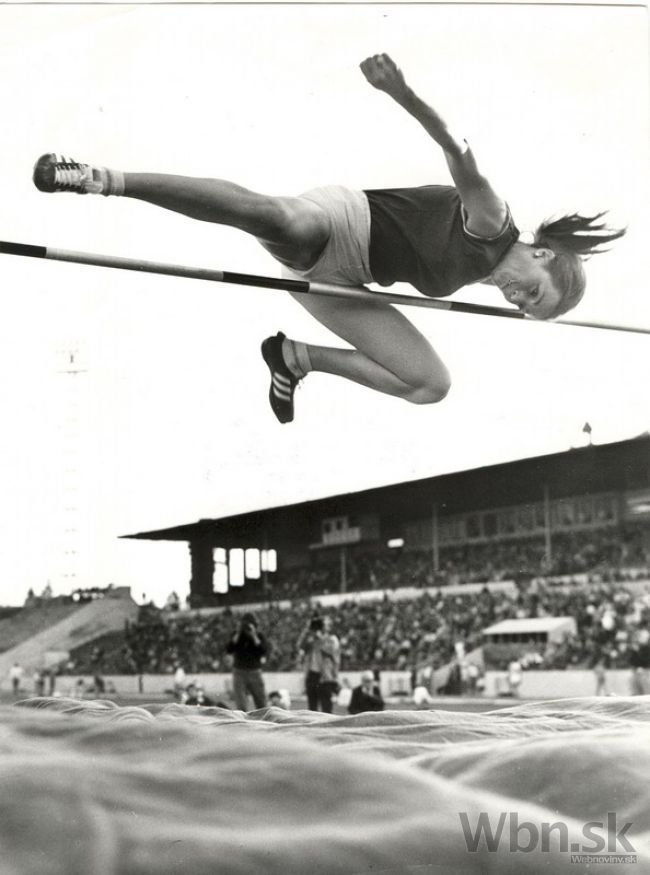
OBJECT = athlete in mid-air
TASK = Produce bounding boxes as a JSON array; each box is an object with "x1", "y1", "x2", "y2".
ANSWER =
[{"x1": 32, "y1": 54, "x2": 625, "y2": 423}]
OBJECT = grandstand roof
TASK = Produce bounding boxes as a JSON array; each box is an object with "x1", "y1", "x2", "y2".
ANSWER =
[{"x1": 122, "y1": 434, "x2": 650, "y2": 546}]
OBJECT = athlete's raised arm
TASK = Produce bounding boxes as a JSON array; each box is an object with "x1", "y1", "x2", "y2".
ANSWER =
[{"x1": 360, "y1": 53, "x2": 507, "y2": 238}]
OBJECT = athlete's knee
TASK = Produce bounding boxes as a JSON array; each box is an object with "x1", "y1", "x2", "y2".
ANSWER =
[{"x1": 405, "y1": 373, "x2": 451, "y2": 405}]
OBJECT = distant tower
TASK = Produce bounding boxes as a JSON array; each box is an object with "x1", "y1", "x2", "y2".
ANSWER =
[{"x1": 54, "y1": 347, "x2": 88, "y2": 594}]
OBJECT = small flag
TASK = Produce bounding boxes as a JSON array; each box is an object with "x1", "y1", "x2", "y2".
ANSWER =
[{"x1": 582, "y1": 422, "x2": 592, "y2": 435}]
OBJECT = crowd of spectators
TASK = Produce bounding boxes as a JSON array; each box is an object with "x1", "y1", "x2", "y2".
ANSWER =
[
  {"x1": 61, "y1": 526, "x2": 650, "y2": 677},
  {"x1": 211, "y1": 526, "x2": 648, "y2": 608},
  {"x1": 520, "y1": 580, "x2": 650, "y2": 671},
  {"x1": 67, "y1": 574, "x2": 650, "y2": 678}
]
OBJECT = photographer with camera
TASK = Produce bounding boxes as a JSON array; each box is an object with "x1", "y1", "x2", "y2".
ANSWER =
[
  {"x1": 297, "y1": 615, "x2": 340, "y2": 713},
  {"x1": 226, "y1": 612, "x2": 268, "y2": 711}
]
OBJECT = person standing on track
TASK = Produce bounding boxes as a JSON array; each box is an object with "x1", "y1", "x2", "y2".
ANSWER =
[
  {"x1": 297, "y1": 615, "x2": 341, "y2": 713},
  {"x1": 32, "y1": 54, "x2": 625, "y2": 424},
  {"x1": 226, "y1": 612, "x2": 268, "y2": 711},
  {"x1": 9, "y1": 662, "x2": 24, "y2": 696}
]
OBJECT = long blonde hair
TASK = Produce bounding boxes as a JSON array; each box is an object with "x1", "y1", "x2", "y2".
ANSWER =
[{"x1": 534, "y1": 213, "x2": 626, "y2": 317}]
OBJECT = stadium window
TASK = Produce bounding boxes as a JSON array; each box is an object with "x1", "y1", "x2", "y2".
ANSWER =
[
  {"x1": 229, "y1": 548, "x2": 244, "y2": 587},
  {"x1": 261, "y1": 549, "x2": 277, "y2": 573},
  {"x1": 213, "y1": 548, "x2": 228, "y2": 594},
  {"x1": 245, "y1": 548, "x2": 261, "y2": 580},
  {"x1": 322, "y1": 517, "x2": 348, "y2": 539}
]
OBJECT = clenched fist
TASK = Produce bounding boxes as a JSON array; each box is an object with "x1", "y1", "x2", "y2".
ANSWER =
[{"x1": 360, "y1": 54, "x2": 409, "y2": 101}]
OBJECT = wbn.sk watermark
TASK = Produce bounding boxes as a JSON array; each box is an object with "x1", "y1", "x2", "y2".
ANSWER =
[{"x1": 459, "y1": 812, "x2": 637, "y2": 864}]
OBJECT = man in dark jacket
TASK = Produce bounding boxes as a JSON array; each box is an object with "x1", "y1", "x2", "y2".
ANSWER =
[
  {"x1": 348, "y1": 670, "x2": 384, "y2": 715},
  {"x1": 226, "y1": 612, "x2": 268, "y2": 711}
]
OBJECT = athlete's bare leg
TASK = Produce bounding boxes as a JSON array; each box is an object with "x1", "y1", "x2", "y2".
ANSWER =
[
  {"x1": 288, "y1": 292, "x2": 451, "y2": 404},
  {"x1": 122, "y1": 174, "x2": 450, "y2": 403},
  {"x1": 122, "y1": 173, "x2": 330, "y2": 271},
  {"x1": 34, "y1": 156, "x2": 450, "y2": 404}
]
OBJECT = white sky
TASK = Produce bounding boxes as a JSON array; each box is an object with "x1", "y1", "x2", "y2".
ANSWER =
[{"x1": 0, "y1": 4, "x2": 647, "y2": 606}]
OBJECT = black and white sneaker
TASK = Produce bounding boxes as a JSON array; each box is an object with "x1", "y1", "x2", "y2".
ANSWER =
[
  {"x1": 33, "y1": 153, "x2": 103, "y2": 194},
  {"x1": 261, "y1": 332, "x2": 300, "y2": 424}
]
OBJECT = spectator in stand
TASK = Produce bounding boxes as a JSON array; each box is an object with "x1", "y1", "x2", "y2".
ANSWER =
[
  {"x1": 61, "y1": 566, "x2": 650, "y2": 679},
  {"x1": 349, "y1": 671, "x2": 385, "y2": 714},
  {"x1": 226, "y1": 612, "x2": 268, "y2": 711},
  {"x1": 9, "y1": 663, "x2": 23, "y2": 696}
]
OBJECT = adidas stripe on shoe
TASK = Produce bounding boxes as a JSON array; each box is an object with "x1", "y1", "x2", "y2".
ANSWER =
[{"x1": 261, "y1": 332, "x2": 300, "y2": 424}]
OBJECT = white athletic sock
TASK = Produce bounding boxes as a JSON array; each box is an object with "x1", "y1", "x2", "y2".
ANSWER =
[
  {"x1": 293, "y1": 340, "x2": 312, "y2": 377},
  {"x1": 95, "y1": 167, "x2": 125, "y2": 197}
]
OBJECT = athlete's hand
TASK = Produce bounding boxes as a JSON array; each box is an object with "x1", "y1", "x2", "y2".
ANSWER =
[{"x1": 360, "y1": 54, "x2": 409, "y2": 101}]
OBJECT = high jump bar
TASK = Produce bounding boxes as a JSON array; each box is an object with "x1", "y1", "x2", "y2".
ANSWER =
[{"x1": 0, "y1": 239, "x2": 647, "y2": 336}]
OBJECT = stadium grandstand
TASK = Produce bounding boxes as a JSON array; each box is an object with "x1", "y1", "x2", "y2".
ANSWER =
[
  {"x1": 0, "y1": 585, "x2": 138, "y2": 690},
  {"x1": 124, "y1": 434, "x2": 649, "y2": 608},
  {"x1": 65, "y1": 435, "x2": 650, "y2": 690},
  {"x1": 3, "y1": 436, "x2": 649, "y2": 698}
]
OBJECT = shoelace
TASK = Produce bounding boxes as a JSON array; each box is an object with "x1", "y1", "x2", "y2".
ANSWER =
[{"x1": 53, "y1": 157, "x2": 89, "y2": 190}]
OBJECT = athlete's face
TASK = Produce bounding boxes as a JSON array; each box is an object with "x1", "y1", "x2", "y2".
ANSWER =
[{"x1": 492, "y1": 245, "x2": 562, "y2": 320}]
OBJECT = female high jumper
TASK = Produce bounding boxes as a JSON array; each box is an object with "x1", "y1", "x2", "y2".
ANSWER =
[{"x1": 32, "y1": 54, "x2": 625, "y2": 424}]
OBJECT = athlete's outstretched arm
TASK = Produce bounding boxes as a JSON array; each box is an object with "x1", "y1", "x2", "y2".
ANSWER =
[{"x1": 360, "y1": 53, "x2": 507, "y2": 238}]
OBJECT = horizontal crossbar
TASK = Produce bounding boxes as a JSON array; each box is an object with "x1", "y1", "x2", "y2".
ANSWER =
[{"x1": 1, "y1": 239, "x2": 647, "y2": 335}]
